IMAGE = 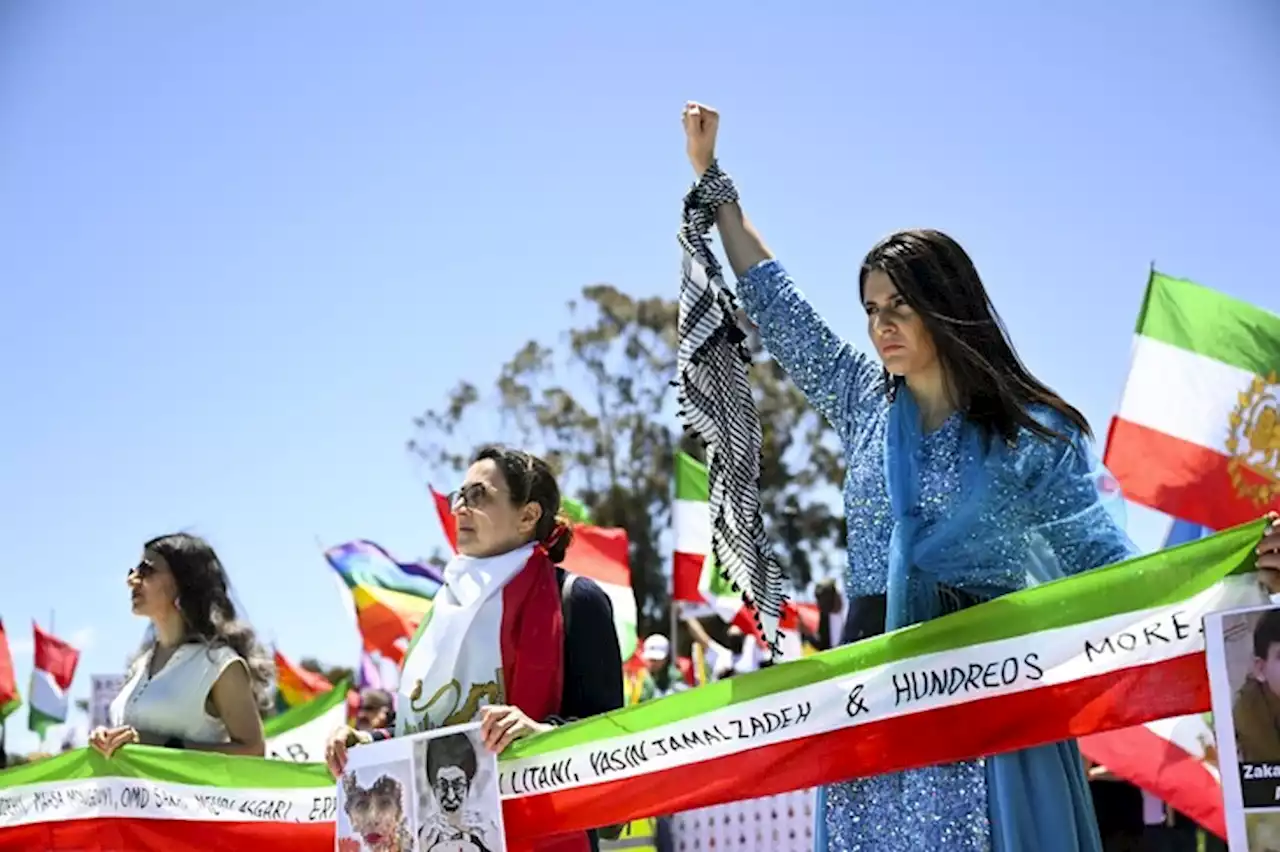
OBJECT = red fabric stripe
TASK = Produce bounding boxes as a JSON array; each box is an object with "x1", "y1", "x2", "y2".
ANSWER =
[
  {"x1": 0, "y1": 620, "x2": 17, "y2": 708},
  {"x1": 430, "y1": 486, "x2": 459, "y2": 552},
  {"x1": 503, "y1": 653, "x2": 1212, "y2": 841},
  {"x1": 33, "y1": 623, "x2": 80, "y2": 691},
  {"x1": 672, "y1": 552, "x2": 704, "y2": 602},
  {"x1": 1079, "y1": 725, "x2": 1225, "y2": 838},
  {"x1": 499, "y1": 549, "x2": 588, "y2": 852},
  {"x1": 0, "y1": 818, "x2": 332, "y2": 852},
  {"x1": 561, "y1": 526, "x2": 630, "y2": 589},
  {"x1": 1105, "y1": 418, "x2": 1280, "y2": 529}
]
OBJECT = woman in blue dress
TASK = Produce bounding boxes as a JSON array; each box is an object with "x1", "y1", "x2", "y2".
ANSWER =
[{"x1": 679, "y1": 101, "x2": 1139, "y2": 852}]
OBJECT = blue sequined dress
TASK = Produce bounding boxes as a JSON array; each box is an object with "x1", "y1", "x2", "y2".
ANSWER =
[{"x1": 735, "y1": 259, "x2": 1132, "y2": 852}]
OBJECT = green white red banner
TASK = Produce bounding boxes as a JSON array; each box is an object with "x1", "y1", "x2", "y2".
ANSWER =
[{"x1": 0, "y1": 521, "x2": 1267, "y2": 848}]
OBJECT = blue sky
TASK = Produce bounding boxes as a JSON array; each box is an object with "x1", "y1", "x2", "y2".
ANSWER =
[{"x1": 1, "y1": 2, "x2": 1277, "y2": 756}]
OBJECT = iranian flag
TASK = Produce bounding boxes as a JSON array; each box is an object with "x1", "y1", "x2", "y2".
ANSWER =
[
  {"x1": 28, "y1": 624, "x2": 80, "y2": 737},
  {"x1": 499, "y1": 521, "x2": 1269, "y2": 840},
  {"x1": 672, "y1": 452, "x2": 816, "y2": 652},
  {"x1": 431, "y1": 486, "x2": 638, "y2": 661},
  {"x1": 0, "y1": 746, "x2": 334, "y2": 851},
  {"x1": 1078, "y1": 519, "x2": 1226, "y2": 837},
  {"x1": 1106, "y1": 270, "x2": 1280, "y2": 529},
  {"x1": 264, "y1": 680, "x2": 351, "y2": 765},
  {"x1": 0, "y1": 620, "x2": 19, "y2": 722}
]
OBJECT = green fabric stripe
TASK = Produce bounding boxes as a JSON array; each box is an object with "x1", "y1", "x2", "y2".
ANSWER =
[
  {"x1": 504, "y1": 520, "x2": 1265, "y2": 759},
  {"x1": 263, "y1": 678, "x2": 351, "y2": 737},
  {"x1": 675, "y1": 453, "x2": 708, "y2": 502},
  {"x1": 0, "y1": 696, "x2": 19, "y2": 722},
  {"x1": 560, "y1": 497, "x2": 592, "y2": 524},
  {"x1": 401, "y1": 604, "x2": 436, "y2": 664},
  {"x1": 1137, "y1": 271, "x2": 1280, "y2": 376},
  {"x1": 0, "y1": 745, "x2": 332, "y2": 790},
  {"x1": 27, "y1": 706, "x2": 61, "y2": 737}
]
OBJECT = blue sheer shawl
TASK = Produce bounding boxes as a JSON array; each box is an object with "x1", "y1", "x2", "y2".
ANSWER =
[{"x1": 885, "y1": 388, "x2": 1136, "y2": 852}]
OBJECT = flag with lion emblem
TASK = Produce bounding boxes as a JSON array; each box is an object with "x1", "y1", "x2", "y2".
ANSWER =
[{"x1": 1105, "y1": 269, "x2": 1280, "y2": 529}]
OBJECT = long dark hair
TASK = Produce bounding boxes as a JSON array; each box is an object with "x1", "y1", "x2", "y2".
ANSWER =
[
  {"x1": 473, "y1": 446, "x2": 574, "y2": 563},
  {"x1": 860, "y1": 229, "x2": 1090, "y2": 446},
  {"x1": 142, "y1": 533, "x2": 274, "y2": 712}
]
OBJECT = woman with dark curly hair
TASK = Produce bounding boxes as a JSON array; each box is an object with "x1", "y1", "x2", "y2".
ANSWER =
[{"x1": 91, "y1": 533, "x2": 272, "y2": 757}]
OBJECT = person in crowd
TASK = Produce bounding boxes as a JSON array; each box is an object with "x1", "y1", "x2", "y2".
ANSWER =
[
  {"x1": 679, "y1": 100, "x2": 1280, "y2": 851},
  {"x1": 798, "y1": 578, "x2": 844, "y2": 653},
  {"x1": 633, "y1": 635, "x2": 688, "y2": 702},
  {"x1": 355, "y1": 688, "x2": 395, "y2": 733},
  {"x1": 325, "y1": 446, "x2": 624, "y2": 852},
  {"x1": 92, "y1": 533, "x2": 271, "y2": 757},
  {"x1": 1233, "y1": 608, "x2": 1280, "y2": 762}
]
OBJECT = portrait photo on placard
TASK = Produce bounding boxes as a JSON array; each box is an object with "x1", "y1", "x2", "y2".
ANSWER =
[
  {"x1": 1247, "y1": 810, "x2": 1280, "y2": 852},
  {"x1": 337, "y1": 756, "x2": 418, "y2": 852},
  {"x1": 1221, "y1": 606, "x2": 1280, "y2": 765},
  {"x1": 411, "y1": 724, "x2": 505, "y2": 852}
]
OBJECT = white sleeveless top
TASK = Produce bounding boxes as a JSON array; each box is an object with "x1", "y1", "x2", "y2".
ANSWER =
[{"x1": 108, "y1": 642, "x2": 244, "y2": 744}]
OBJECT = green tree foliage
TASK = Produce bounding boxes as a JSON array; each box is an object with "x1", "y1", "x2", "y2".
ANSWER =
[{"x1": 408, "y1": 285, "x2": 846, "y2": 636}]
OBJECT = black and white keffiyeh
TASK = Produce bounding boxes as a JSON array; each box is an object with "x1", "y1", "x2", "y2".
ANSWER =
[{"x1": 676, "y1": 162, "x2": 787, "y2": 653}]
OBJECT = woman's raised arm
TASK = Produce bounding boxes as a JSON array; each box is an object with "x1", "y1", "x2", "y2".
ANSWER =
[{"x1": 683, "y1": 102, "x2": 880, "y2": 437}]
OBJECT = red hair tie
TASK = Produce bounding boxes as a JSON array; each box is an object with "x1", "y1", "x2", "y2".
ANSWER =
[{"x1": 543, "y1": 521, "x2": 569, "y2": 549}]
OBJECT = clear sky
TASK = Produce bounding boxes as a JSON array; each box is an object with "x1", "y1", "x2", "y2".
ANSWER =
[{"x1": 2, "y1": 2, "x2": 1277, "y2": 756}]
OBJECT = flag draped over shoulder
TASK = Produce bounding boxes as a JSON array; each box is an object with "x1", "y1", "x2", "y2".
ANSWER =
[
  {"x1": 1106, "y1": 270, "x2": 1280, "y2": 529},
  {"x1": 431, "y1": 486, "x2": 638, "y2": 662},
  {"x1": 28, "y1": 624, "x2": 79, "y2": 737}
]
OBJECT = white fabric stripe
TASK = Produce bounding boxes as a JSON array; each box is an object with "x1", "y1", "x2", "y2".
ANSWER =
[
  {"x1": 673, "y1": 499, "x2": 710, "y2": 556},
  {"x1": 1117, "y1": 335, "x2": 1255, "y2": 455},
  {"x1": 29, "y1": 668, "x2": 67, "y2": 722},
  {"x1": 0, "y1": 777, "x2": 334, "y2": 829},
  {"x1": 265, "y1": 701, "x2": 347, "y2": 764},
  {"x1": 597, "y1": 580, "x2": 638, "y2": 659},
  {"x1": 496, "y1": 575, "x2": 1266, "y2": 799}
]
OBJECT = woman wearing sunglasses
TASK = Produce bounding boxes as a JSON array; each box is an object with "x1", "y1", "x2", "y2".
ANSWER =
[
  {"x1": 326, "y1": 446, "x2": 625, "y2": 852},
  {"x1": 91, "y1": 533, "x2": 272, "y2": 758}
]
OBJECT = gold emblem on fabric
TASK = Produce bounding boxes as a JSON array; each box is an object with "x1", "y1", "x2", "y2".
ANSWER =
[{"x1": 1226, "y1": 371, "x2": 1280, "y2": 504}]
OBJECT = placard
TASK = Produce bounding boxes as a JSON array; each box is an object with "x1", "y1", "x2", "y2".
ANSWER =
[
  {"x1": 89, "y1": 675, "x2": 126, "y2": 731},
  {"x1": 337, "y1": 722, "x2": 505, "y2": 852},
  {"x1": 1205, "y1": 602, "x2": 1280, "y2": 849}
]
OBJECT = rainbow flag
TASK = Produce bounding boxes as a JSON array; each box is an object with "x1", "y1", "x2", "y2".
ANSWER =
[
  {"x1": 273, "y1": 651, "x2": 331, "y2": 710},
  {"x1": 324, "y1": 540, "x2": 441, "y2": 665}
]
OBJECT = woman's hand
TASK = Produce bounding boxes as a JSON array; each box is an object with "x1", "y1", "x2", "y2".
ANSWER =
[
  {"x1": 324, "y1": 725, "x2": 370, "y2": 778},
  {"x1": 1257, "y1": 513, "x2": 1280, "y2": 594},
  {"x1": 479, "y1": 705, "x2": 551, "y2": 754},
  {"x1": 682, "y1": 101, "x2": 719, "y2": 178},
  {"x1": 88, "y1": 726, "x2": 139, "y2": 758}
]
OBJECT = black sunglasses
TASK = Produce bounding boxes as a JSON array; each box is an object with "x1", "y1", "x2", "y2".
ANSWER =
[{"x1": 448, "y1": 482, "x2": 495, "y2": 511}]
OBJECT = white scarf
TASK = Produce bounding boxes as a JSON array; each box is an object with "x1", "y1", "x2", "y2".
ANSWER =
[{"x1": 396, "y1": 544, "x2": 534, "y2": 735}]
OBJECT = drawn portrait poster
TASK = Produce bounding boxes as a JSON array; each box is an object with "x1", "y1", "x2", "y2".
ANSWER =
[
  {"x1": 1206, "y1": 602, "x2": 1280, "y2": 851},
  {"x1": 337, "y1": 722, "x2": 506, "y2": 852}
]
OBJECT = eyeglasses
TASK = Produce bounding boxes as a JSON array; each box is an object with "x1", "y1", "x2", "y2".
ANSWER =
[{"x1": 448, "y1": 482, "x2": 495, "y2": 511}]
